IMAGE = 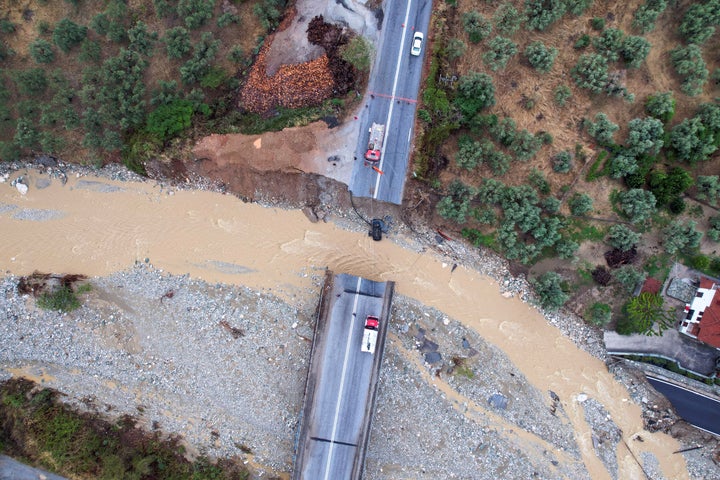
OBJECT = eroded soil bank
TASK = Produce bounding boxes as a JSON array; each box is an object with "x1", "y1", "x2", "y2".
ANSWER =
[{"x1": 0, "y1": 168, "x2": 703, "y2": 478}]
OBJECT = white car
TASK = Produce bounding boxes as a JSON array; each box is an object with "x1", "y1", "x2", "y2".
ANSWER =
[{"x1": 410, "y1": 32, "x2": 424, "y2": 56}]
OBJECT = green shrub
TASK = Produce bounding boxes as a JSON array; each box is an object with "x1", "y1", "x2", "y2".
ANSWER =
[
  {"x1": 146, "y1": 99, "x2": 194, "y2": 140},
  {"x1": 586, "y1": 112, "x2": 618, "y2": 145},
  {"x1": 29, "y1": 38, "x2": 55, "y2": 63},
  {"x1": 437, "y1": 180, "x2": 475, "y2": 223},
  {"x1": 671, "y1": 44, "x2": 708, "y2": 97},
  {"x1": 531, "y1": 271, "x2": 569, "y2": 311},
  {"x1": 591, "y1": 17, "x2": 605, "y2": 30},
  {"x1": 592, "y1": 27, "x2": 623, "y2": 61},
  {"x1": 524, "y1": 41, "x2": 558, "y2": 73},
  {"x1": 483, "y1": 36, "x2": 517, "y2": 71},
  {"x1": 554, "y1": 85, "x2": 572, "y2": 106},
  {"x1": 567, "y1": 0, "x2": 593, "y2": 16},
  {"x1": 528, "y1": 168, "x2": 550, "y2": 194},
  {"x1": 15, "y1": 68, "x2": 48, "y2": 95},
  {"x1": 644, "y1": 92, "x2": 675, "y2": 123},
  {"x1": 510, "y1": 129, "x2": 541, "y2": 161},
  {"x1": 180, "y1": 32, "x2": 220, "y2": 85},
  {"x1": 227, "y1": 45, "x2": 245, "y2": 63},
  {"x1": 462, "y1": 11, "x2": 492, "y2": 43},
  {"x1": 454, "y1": 72, "x2": 495, "y2": 119},
  {"x1": 340, "y1": 36, "x2": 372, "y2": 73},
  {"x1": 254, "y1": 0, "x2": 287, "y2": 31},
  {"x1": 217, "y1": 12, "x2": 240, "y2": 28},
  {"x1": 53, "y1": 18, "x2": 87, "y2": 53},
  {"x1": 696, "y1": 176, "x2": 720, "y2": 205},
  {"x1": 620, "y1": 35, "x2": 651, "y2": 68},
  {"x1": 493, "y1": 3, "x2": 524, "y2": 35},
  {"x1": 79, "y1": 39, "x2": 101, "y2": 63},
  {"x1": 525, "y1": 0, "x2": 566, "y2": 31},
  {"x1": 569, "y1": 193, "x2": 593, "y2": 215},
  {"x1": 587, "y1": 302, "x2": 612, "y2": 327},
  {"x1": 178, "y1": 0, "x2": 215, "y2": 30},
  {"x1": 153, "y1": 0, "x2": 175, "y2": 18},
  {"x1": 632, "y1": 0, "x2": 667, "y2": 33},
  {"x1": 607, "y1": 224, "x2": 640, "y2": 251},
  {"x1": 574, "y1": 33, "x2": 590, "y2": 49},
  {"x1": 679, "y1": 4, "x2": 716, "y2": 45},
  {"x1": 613, "y1": 265, "x2": 646, "y2": 293},
  {"x1": 164, "y1": 27, "x2": 191, "y2": 59},
  {"x1": 0, "y1": 19, "x2": 16, "y2": 34},
  {"x1": 551, "y1": 151, "x2": 572, "y2": 173},
  {"x1": 571, "y1": 53, "x2": 608, "y2": 93},
  {"x1": 200, "y1": 66, "x2": 227, "y2": 88},
  {"x1": 37, "y1": 286, "x2": 81, "y2": 312},
  {"x1": 128, "y1": 21, "x2": 157, "y2": 56},
  {"x1": 445, "y1": 38, "x2": 466, "y2": 60}
]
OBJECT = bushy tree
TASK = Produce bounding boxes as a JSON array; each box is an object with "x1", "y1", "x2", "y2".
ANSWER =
[
  {"x1": 613, "y1": 265, "x2": 647, "y2": 294},
  {"x1": 670, "y1": 117, "x2": 717, "y2": 164},
  {"x1": 128, "y1": 21, "x2": 157, "y2": 56},
  {"x1": 648, "y1": 167, "x2": 693, "y2": 207},
  {"x1": 626, "y1": 117, "x2": 664, "y2": 156},
  {"x1": 708, "y1": 215, "x2": 720, "y2": 242},
  {"x1": 180, "y1": 32, "x2": 220, "y2": 85},
  {"x1": 618, "y1": 188, "x2": 657, "y2": 223},
  {"x1": 510, "y1": 129, "x2": 541, "y2": 161},
  {"x1": 696, "y1": 175, "x2": 720, "y2": 205},
  {"x1": 29, "y1": 38, "x2": 55, "y2": 63},
  {"x1": 525, "y1": 0, "x2": 567, "y2": 31},
  {"x1": 552, "y1": 150, "x2": 572, "y2": 173},
  {"x1": 493, "y1": 3, "x2": 524, "y2": 35},
  {"x1": 607, "y1": 224, "x2": 641, "y2": 251},
  {"x1": 662, "y1": 220, "x2": 702, "y2": 254},
  {"x1": 454, "y1": 72, "x2": 495, "y2": 119},
  {"x1": 571, "y1": 53, "x2": 608, "y2": 93},
  {"x1": 569, "y1": 193, "x2": 593, "y2": 215},
  {"x1": 462, "y1": 11, "x2": 492, "y2": 43},
  {"x1": 567, "y1": 0, "x2": 593, "y2": 16},
  {"x1": 587, "y1": 302, "x2": 612, "y2": 327},
  {"x1": 53, "y1": 18, "x2": 87, "y2": 53},
  {"x1": 586, "y1": 112, "x2": 618, "y2": 144},
  {"x1": 632, "y1": 0, "x2": 668, "y2": 33},
  {"x1": 491, "y1": 117, "x2": 516, "y2": 146},
  {"x1": 437, "y1": 180, "x2": 475, "y2": 223},
  {"x1": 178, "y1": 0, "x2": 214, "y2": 30},
  {"x1": 553, "y1": 85, "x2": 572, "y2": 106},
  {"x1": 340, "y1": 36, "x2": 372, "y2": 72},
  {"x1": 455, "y1": 135, "x2": 483, "y2": 170},
  {"x1": 227, "y1": 45, "x2": 245, "y2": 64},
  {"x1": 671, "y1": 44, "x2": 708, "y2": 96},
  {"x1": 679, "y1": 3, "x2": 716, "y2": 45},
  {"x1": 592, "y1": 28, "x2": 624, "y2": 61},
  {"x1": 483, "y1": 36, "x2": 517, "y2": 71},
  {"x1": 620, "y1": 35, "x2": 651, "y2": 68},
  {"x1": 98, "y1": 48, "x2": 149, "y2": 131},
  {"x1": 531, "y1": 271, "x2": 569, "y2": 311},
  {"x1": 608, "y1": 152, "x2": 639, "y2": 179},
  {"x1": 644, "y1": 92, "x2": 675, "y2": 123},
  {"x1": 524, "y1": 41, "x2": 558, "y2": 73},
  {"x1": 618, "y1": 292, "x2": 674, "y2": 335},
  {"x1": 445, "y1": 38, "x2": 466, "y2": 60},
  {"x1": 146, "y1": 98, "x2": 194, "y2": 140},
  {"x1": 14, "y1": 68, "x2": 48, "y2": 95},
  {"x1": 164, "y1": 27, "x2": 191, "y2": 59}
]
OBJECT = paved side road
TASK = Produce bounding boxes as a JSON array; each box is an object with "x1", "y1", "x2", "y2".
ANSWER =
[
  {"x1": 0, "y1": 455, "x2": 67, "y2": 480},
  {"x1": 604, "y1": 329, "x2": 719, "y2": 376}
]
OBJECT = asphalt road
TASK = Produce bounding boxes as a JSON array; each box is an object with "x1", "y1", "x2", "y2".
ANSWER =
[
  {"x1": 296, "y1": 274, "x2": 388, "y2": 479},
  {"x1": 647, "y1": 376, "x2": 720, "y2": 436},
  {"x1": 349, "y1": 0, "x2": 433, "y2": 204}
]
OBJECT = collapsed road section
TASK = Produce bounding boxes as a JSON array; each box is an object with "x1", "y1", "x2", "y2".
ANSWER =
[{"x1": 293, "y1": 271, "x2": 394, "y2": 480}]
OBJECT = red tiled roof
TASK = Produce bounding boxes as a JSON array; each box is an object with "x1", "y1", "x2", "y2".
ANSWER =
[
  {"x1": 699, "y1": 277, "x2": 716, "y2": 289},
  {"x1": 640, "y1": 278, "x2": 662, "y2": 294},
  {"x1": 697, "y1": 290, "x2": 720, "y2": 348}
]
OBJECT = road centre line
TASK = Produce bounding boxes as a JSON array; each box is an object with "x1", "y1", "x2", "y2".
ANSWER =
[
  {"x1": 374, "y1": 0, "x2": 414, "y2": 199},
  {"x1": 323, "y1": 277, "x2": 363, "y2": 480}
]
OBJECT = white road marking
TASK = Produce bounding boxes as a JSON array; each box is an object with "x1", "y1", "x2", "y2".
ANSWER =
[
  {"x1": 374, "y1": 0, "x2": 414, "y2": 199},
  {"x1": 323, "y1": 277, "x2": 363, "y2": 480}
]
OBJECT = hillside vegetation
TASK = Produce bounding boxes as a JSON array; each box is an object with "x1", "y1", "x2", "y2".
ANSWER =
[
  {"x1": 0, "y1": 0, "x2": 287, "y2": 172},
  {"x1": 415, "y1": 0, "x2": 720, "y2": 332}
]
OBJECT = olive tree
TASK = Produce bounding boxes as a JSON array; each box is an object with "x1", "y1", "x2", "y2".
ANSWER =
[
  {"x1": 454, "y1": 72, "x2": 495, "y2": 119},
  {"x1": 571, "y1": 53, "x2": 609, "y2": 93},
  {"x1": 662, "y1": 220, "x2": 702, "y2": 255},
  {"x1": 679, "y1": 3, "x2": 717, "y2": 45},
  {"x1": 455, "y1": 135, "x2": 483, "y2": 170},
  {"x1": 531, "y1": 271, "x2": 569, "y2": 311},
  {"x1": 607, "y1": 224, "x2": 640, "y2": 251},
  {"x1": 620, "y1": 35, "x2": 651, "y2": 68},
  {"x1": 632, "y1": 0, "x2": 668, "y2": 33},
  {"x1": 671, "y1": 44, "x2": 708, "y2": 96},
  {"x1": 525, "y1": 0, "x2": 567, "y2": 31},
  {"x1": 29, "y1": 38, "x2": 55, "y2": 64},
  {"x1": 462, "y1": 11, "x2": 492, "y2": 43},
  {"x1": 494, "y1": 3, "x2": 524, "y2": 35},
  {"x1": 592, "y1": 28, "x2": 624, "y2": 61},
  {"x1": 568, "y1": 193, "x2": 593, "y2": 215},
  {"x1": 608, "y1": 152, "x2": 639, "y2": 179},
  {"x1": 644, "y1": 92, "x2": 675, "y2": 123},
  {"x1": 618, "y1": 188, "x2": 657, "y2": 223},
  {"x1": 586, "y1": 112, "x2": 618, "y2": 144},
  {"x1": 626, "y1": 117, "x2": 664, "y2": 156},
  {"x1": 708, "y1": 215, "x2": 720, "y2": 242},
  {"x1": 613, "y1": 265, "x2": 647, "y2": 294},
  {"x1": 164, "y1": 27, "x2": 191, "y2": 59},
  {"x1": 436, "y1": 180, "x2": 475, "y2": 223},
  {"x1": 696, "y1": 175, "x2": 720, "y2": 205},
  {"x1": 524, "y1": 41, "x2": 558, "y2": 73},
  {"x1": 670, "y1": 117, "x2": 717, "y2": 164},
  {"x1": 483, "y1": 36, "x2": 517, "y2": 71},
  {"x1": 53, "y1": 18, "x2": 87, "y2": 53},
  {"x1": 552, "y1": 150, "x2": 572, "y2": 173}
]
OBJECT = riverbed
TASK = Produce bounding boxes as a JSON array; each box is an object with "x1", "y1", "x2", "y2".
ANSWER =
[{"x1": 0, "y1": 166, "x2": 695, "y2": 479}]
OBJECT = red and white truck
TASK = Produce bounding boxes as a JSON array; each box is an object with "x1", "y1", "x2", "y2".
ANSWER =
[
  {"x1": 364, "y1": 123, "x2": 385, "y2": 162},
  {"x1": 361, "y1": 315, "x2": 379, "y2": 354}
]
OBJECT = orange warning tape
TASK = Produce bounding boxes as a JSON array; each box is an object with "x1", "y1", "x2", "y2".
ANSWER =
[
  {"x1": 436, "y1": 229, "x2": 452, "y2": 241},
  {"x1": 372, "y1": 166, "x2": 384, "y2": 175}
]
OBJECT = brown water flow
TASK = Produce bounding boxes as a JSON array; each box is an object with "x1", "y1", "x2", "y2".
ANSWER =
[{"x1": 0, "y1": 171, "x2": 687, "y2": 479}]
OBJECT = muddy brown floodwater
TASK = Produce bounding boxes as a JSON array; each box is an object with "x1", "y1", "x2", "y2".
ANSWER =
[{"x1": 0, "y1": 170, "x2": 688, "y2": 479}]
